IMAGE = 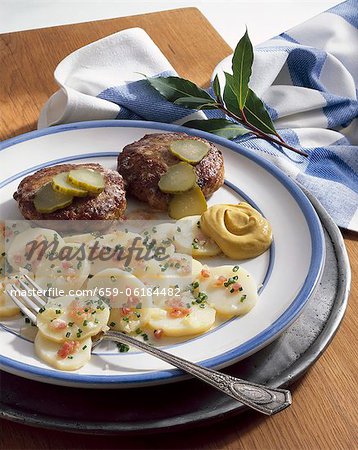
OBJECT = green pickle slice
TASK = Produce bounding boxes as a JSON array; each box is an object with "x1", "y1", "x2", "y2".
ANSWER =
[
  {"x1": 168, "y1": 184, "x2": 207, "y2": 219},
  {"x1": 68, "y1": 169, "x2": 105, "y2": 194},
  {"x1": 34, "y1": 183, "x2": 73, "y2": 213},
  {"x1": 170, "y1": 139, "x2": 209, "y2": 163},
  {"x1": 52, "y1": 172, "x2": 88, "y2": 197},
  {"x1": 158, "y1": 162, "x2": 196, "y2": 194}
]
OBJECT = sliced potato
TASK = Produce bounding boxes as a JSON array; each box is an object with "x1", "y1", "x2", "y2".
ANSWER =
[
  {"x1": 168, "y1": 184, "x2": 207, "y2": 220},
  {"x1": 52, "y1": 172, "x2": 88, "y2": 197},
  {"x1": 35, "y1": 331, "x2": 92, "y2": 371},
  {"x1": 174, "y1": 215, "x2": 221, "y2": 257},
  {"x1": 136, "y1": 253, "x2": 202, "y2": 293},
  {"x1": 196, "y1": 265, "x2": 258, "y2": 318},
  {"x1": 87, "y1": 268, "x2": 152, "y2": 333},
  {"x1": 34, "y1": 182, "x2": 73, "y2": 214},
  {"x1": 86, "y1": 231, "x2": 143, "y2": 275},
  {"x1": 7, "y1": 227, "x2": 64, "y2": 272},
  {"x1": 170, "y1": 139, "x2": 209, "y2": 163},
  {"x1": 140, "y1": 222, "x2": 176, "y2": 258},
  {"x1": 64, "y1": 233, "x2": 95, "y2": 245},
  {"x1": 34, "y1": 243, "x2": 90, "y2": 296},
  {"x1": 158, "y1": 162, "x2": 196, "y2": 194},
  {"x1": 68, "y1": 169, "x2": 105, "y2": 194},
  {"x1": 0, "y1": 278, "x2": 20, "y2": 318},
  {"x1": 37, "y1": 295, "x2": 110, "y2": 343},
  {"x1": 147, "y1": 303, "x2": 216, "y2": 337}
]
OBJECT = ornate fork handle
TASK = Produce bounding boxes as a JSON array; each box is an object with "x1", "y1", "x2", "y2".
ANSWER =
[{"x1": 99, "y1": 330, "x2": 292, "y2": 415}]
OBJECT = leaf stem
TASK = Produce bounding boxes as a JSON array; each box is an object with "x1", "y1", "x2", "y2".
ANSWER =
[{"x1": 217, "y1": 104, "x2": 307, "y2": 157}]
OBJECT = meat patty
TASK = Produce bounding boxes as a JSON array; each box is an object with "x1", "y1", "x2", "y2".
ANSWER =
[
  {"x1": 117, "y1": 132, "x2": 224, "y2": 210},
  {"x1": 13, "y1": 163, "x2": 127, "y2": 221}
]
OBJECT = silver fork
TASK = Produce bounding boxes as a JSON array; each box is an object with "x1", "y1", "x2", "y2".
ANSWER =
[{"x1": 6, "y1": 275, "x2": 292, "y2": 415}]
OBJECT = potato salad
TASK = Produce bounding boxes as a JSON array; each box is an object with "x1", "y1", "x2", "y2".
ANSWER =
[{"x1": 1, "y1": 214, "x2": 260, "y2": 371}]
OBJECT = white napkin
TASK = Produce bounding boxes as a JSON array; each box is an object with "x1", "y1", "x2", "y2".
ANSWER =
[{"x1": 38, "y1": 2, "x2": 358, "y2": 231}]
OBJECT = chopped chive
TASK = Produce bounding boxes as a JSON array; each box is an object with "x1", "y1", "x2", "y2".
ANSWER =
[{"x1": 117, "y1": 343, "x2": 130, "y2": 353}]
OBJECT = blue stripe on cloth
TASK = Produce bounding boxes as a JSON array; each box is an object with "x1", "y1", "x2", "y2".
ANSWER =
[
  {"x1": 296, "y1": 172, "x2": 358, "y2": 229},
  {"x1": 286, "y1": 48, "x2": 327, "y2": 90},
  {"x1": 97, "y1": 71, "x2": 194, "y2": 123},
  {"x1": 328, "y1": 0, "x2": 358, "y2": 29},
  {"x1": 306, "y1": 147, "x2": 358, "y2": 193},
  {"x1": 322, "y1": 92, "x2": 358, "y2": 129},
  {"x1": 279, "y1": 32, "x2": 300, "y2": 44}
]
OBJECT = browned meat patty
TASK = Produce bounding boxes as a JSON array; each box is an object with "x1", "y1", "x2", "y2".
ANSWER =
[
  {"x1": 117, "y1": 132, "x2": 224, "y2": 210},
  {"x1": 13, "y1": 163, "x2": 127, "y2": 221}
]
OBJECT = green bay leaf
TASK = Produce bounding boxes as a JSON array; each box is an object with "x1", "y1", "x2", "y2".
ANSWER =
[
  {"x1": 243, "y1": 88, "x2": 277, "y2": 135},
  {"x1": 223, "y1": 72, "x2": 242, "y2": 117},
  {"x1": 173, "y1": 97, "x2": 217, "y2": 110},
  {"x1": 231, "y1": 29, "x2": 254, "y2": 109},
  {"x1": 212, "y1": 74, "x2": 222, "y2": 103},
  {"x1": 147, "y1": 76, "x2": 216, "y2": 109},
  {"x1": 183, "y1": 119, "x2": 248, "y2": 140}
]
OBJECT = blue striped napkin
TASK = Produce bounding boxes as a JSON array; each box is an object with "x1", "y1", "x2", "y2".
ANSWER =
[{"x1": 38, "y1": 0, "x2": 358, "y2": 230}]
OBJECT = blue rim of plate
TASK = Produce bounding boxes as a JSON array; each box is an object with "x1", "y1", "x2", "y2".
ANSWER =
[{"x1": 0, "y1": 120, "x2": 325, "y2": 385}]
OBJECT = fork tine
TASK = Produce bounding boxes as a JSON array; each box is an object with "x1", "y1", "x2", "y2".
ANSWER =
[
  {"x1": 6, "y1": 286, "x2": 37, "y2": 324},
  {"x1": 23, "y1": 274, "x2": 48, "y2": 304},
  {"x1": 18, "y1": 278, "x2": 46, "y2": 308},
  {"x1": 11, "y1": 283, "x2": 41, "y2": 315}
]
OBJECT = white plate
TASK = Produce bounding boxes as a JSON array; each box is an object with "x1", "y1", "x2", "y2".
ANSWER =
[{"x1": 0, "y1": 120, "x2": 325, "y2": 388}]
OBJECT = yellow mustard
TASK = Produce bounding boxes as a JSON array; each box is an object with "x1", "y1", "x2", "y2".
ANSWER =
[{"x1": 200, "y1": 203, "x2": 272, "y2": 259}]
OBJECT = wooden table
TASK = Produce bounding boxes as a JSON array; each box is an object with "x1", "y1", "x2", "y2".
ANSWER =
[{"x1": 0, "y1": 8, "x2": 357, "y2": 449}]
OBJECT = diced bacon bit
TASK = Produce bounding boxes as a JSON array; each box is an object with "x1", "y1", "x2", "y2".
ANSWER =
[
  {"x1": 181, "y1": 264, "x2": 191, "y2": 274},
  {"x1": 65, "y1": 268, "x2": 77, "y2": 281},
  {"x1": 154, "y1": 329, "x2": 164, "y2": 340},
  {"x1": 200, "y1": 268, "x2": 210, "y2": 278},
  {"x1": 57, "y1": 340, "x2": 80, "y2": 359},
  {"x1": 62, "y1": 261, "x2": 72, "y2": 270},
  {"x1": 49, "y1": 319, "x2": 67, "y2": 330},
  {"x1": 14, "y1": 254, "x2": 23, "y2": 265},
  {"x1": 214, "y1": 276, "x2": 227, "y2": 287},
  {"x1": 231, "y1": 283, "x2": 242, "y2": 292},
  {"x1": 127, "y1": 294, "x2": 140, "y2": 308},
  {"x1": 25, "y1": 235, "x2": 45, "y2": 261},
  {"x1": 68, "y1": 301, "x2": 93, "y2": 321},
  {"x1": 168, "y1": 307, "x2": 190, "y2": 318},
  {"x1": 121, "y1": 307, "x2": 132, "y2": 316},
  {"x1": 165, "y1": 297, "x2": 185, "y2": 309}
]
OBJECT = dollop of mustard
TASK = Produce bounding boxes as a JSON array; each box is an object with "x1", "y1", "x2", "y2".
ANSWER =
[{"x1": 200, "y1": 203, "x2": 272, "y2": 259}]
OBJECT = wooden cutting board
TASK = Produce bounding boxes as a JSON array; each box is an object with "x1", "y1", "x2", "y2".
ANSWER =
[
  {"x1": 0, "y1": 8, "x2": 231, "y2": 141},
  {"x1": 0, "y1": 8, "x2": 357, "y2": 450}
]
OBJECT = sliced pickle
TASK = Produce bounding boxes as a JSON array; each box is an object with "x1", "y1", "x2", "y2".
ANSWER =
[
  {"x1": 168, "y1": 184, "x2": 207, "y2": 219},
  {"x1": 170, "y1": 139, "x2": 209, "y2": 163},
  {"x1": 34, "y1": 183, "x2": 73, "y2": 213},
  {"x1": 52, "y1": 172, "x2": 88, "y2": 197},
  {"x1": 68, "y1": 169, "x2": 105, "y2": 194},
  {"x1": 158, "y1": 162, "x2": 196, "y2": 194}
]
